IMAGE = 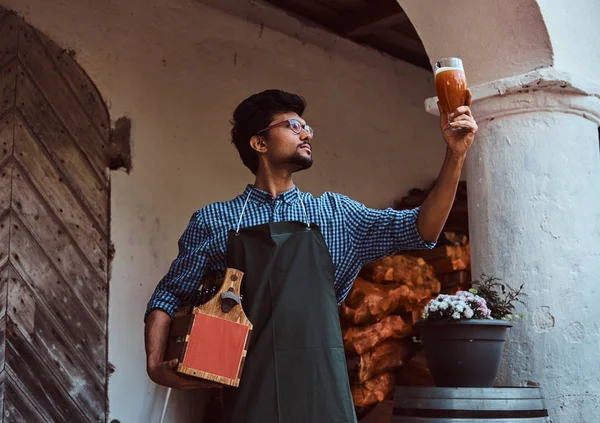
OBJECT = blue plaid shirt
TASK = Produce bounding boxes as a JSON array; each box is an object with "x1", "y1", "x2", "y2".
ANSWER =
[{"x1": 145, "y1": 185, "x2": 435, "y2": 320}]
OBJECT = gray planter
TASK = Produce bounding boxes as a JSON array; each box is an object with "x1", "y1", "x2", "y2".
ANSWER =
[{"x1": 414, "y1": 319, "x2": 513, "y2": 387}]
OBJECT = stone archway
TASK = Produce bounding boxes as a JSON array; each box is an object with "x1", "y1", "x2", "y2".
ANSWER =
[
  {"x1": 397, "y1": 1, "x2": 600, "y2": 422},
  {"x1": 0, "y1": 7, "x2": 110, "y2": 422},
  {"x1": 396, "y1": 0, "x2": 553, "y2": 83}
]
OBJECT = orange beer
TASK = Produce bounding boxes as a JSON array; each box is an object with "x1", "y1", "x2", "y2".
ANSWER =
[{"x1": 435, "y1": 58, "x2": 467, "y2": 114}]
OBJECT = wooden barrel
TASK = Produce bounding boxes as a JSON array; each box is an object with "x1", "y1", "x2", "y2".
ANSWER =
[{"x1": 393, "y1": 386, "x2": 551, "y2": 422}]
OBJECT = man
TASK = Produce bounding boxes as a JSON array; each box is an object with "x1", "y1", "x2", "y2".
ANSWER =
[{"x1": 145, "y1": 89, "x2": 477, "y2": 423}]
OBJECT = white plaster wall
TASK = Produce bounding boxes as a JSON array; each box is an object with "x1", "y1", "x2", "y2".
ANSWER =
[
  {"x1": 398, "y1": 0, "x2": 553, "y2": 86},
  {"x1": 468, "y1": 106, "x2": 600, "y2": 422},
  {"x1": 2, "y1": 0, "x2": 447, "y2": 421},
  {"x1": 398, "y1": 0, "x2": 600, "y2": 88},
  {"x1": 402, "y1": 1, "x2": 600, "y2": 421},
  {"x1": 537, "y1": 0, "x2": 600, "y2": 83}
]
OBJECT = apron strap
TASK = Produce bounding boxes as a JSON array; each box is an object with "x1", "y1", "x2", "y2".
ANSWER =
[
  {"x1": 236, "y1": 188, "x2": 310, "y2": 233},
  {"x1": 299, "y1": 195, "x2": 310, "y2": 228},
  {"x1": 236, "y1": 192, "x2": 252, "y2": 234}
]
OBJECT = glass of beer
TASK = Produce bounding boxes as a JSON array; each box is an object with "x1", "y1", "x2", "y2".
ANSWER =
[{"x1": 435, "y1": 57, "x2": 467, "y2": 129}]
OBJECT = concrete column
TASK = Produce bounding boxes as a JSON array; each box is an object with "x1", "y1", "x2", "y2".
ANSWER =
[{"x1": 427, "y1": 69, "x2": 600, "y2": 422}]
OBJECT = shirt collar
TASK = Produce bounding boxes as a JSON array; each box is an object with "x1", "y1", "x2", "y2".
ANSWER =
[{"x1": 243, "y1": 184, "x2": 301, "y2": 205}]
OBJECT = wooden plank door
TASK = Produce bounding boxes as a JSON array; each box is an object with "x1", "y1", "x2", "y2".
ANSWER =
[{"x1": 0, "y1": 7, "x2": 110, "y2": 422}]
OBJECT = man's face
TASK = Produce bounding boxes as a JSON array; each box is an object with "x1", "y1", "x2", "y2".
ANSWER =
[{"x1": 258, "y1": 112, "x2": 313, "y2": 172}]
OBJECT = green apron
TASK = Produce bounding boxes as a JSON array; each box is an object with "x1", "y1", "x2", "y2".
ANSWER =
[{"x1": 221, "y1": 216, "x2": 357, "y2": 423}]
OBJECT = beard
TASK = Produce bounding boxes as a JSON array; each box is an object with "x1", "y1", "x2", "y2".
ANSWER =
[{"x1": 289, "y1": 148, "x2": 313, "y2": 171}]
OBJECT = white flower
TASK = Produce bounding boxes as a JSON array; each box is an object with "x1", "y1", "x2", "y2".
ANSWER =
[{"x1": 425, "y1": 291, "x2": 492, "y2": 322}]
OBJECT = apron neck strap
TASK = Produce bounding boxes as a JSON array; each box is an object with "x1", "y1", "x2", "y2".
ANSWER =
[
  {"x1": 236, "y1": 192, "x2": 252, "y2": 233},
  {"x1": 236, "y1": 188, "x2": 310, "y2": 233},
  {"x1": 299, "y1": 195, "x2": 310, "y2": 228}
]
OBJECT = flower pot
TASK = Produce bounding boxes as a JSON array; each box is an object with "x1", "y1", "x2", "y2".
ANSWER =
[{"x1": 414, "y1": 319, "x2": 512, "y2": 387}]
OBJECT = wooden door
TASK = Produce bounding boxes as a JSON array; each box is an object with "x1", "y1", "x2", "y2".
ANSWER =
[{"x1": 0, "y1": 7, "x2": 110, "y2": 422}]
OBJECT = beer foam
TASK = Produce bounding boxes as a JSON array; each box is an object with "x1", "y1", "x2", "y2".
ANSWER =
[{"x1": 435, "y1": 66, "x2": 463, "y2": 75}]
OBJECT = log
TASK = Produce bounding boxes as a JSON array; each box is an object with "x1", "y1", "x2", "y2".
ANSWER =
[
  {"x1": 440, "y1": 231, "x2": 468, "y2": 246},
  {"x1": 343, "y1": 315, "x2": 413, "y2": 355},
  {"x1": 359, "y1": 255, "x2": 439, "y2": 288},
  {"x1": 404, "y1": 244, "x2": 470, "y2": 263},
  {"x1": 440, "y1": 284, "x2": 471, "y2": 295},
  {"x1": 440, "y1": 270, "x2": 471, "y2": 286},
  {"x1": 394, "y1": 182, "x2": 467, "y2": 209},
  {"x1": 439, "y1": 270, "x2": 472, "y2": 294},
  {"x1": 426, "y1": 257, "x2": 469, "y2": 275},
  {"x1": 352, "y1": 372, "x2": 395, "y2": 408},
  {"x1": 411, "y1": 307, "x2": 425, "y2": 324},
  {"x1": 394, "y1": 182, "x2": 469, "y2": 235},
  {"x1": 357, "y1": 339, "x2": 412, "y2": 383},
  {"x1": 397, "y1": 349, "x2": 434, "y2": 386},
  {"x1": 341, "y1": 277, "x2": 439, "y2": 325},
  {"x1": 442, "y1": 223, "x2": 469, "y2": 235},
  {"x1": 339, "y1": 303, "x2": 358, "y2": 327}
]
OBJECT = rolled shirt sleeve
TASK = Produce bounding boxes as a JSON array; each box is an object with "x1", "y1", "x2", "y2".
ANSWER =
[
  {"x1": 144, "y1": 211, "x2": 210, "y2": 321},
  {"x1": 340, "y1": 196, "x2": 436, "y2": 266}
]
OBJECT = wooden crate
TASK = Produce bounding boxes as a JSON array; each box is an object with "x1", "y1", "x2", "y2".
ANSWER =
[{"x1": 165, "y1": 268, "x2": 253, "y2": 387}]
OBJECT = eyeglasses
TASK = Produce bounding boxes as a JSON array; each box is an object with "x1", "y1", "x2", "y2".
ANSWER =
[{"x1": 256, "y1": 118, "x2": 314, "y2": 138}]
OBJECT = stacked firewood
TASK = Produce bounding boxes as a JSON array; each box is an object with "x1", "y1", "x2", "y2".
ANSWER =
[
  {"x1": 406, "y1": 233, "x2": 471, "y2": 294},
  {"x1": 343, "y1": 182, "x2": 473, "y2": 420},
  {"x1": 394, "y1": 180, "x2": 468, "y2": 235},
  {"x1": 395, "y1": 181, "x2": 471, "y2": 295},
  {"x1": 340, "y1": 255, "x2": 441, "y2": 416}
]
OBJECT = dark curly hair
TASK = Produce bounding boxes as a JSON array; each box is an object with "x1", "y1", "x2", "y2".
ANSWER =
[{"x1": 231, "y1": 89, "x2": 306, "y2": 174}]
